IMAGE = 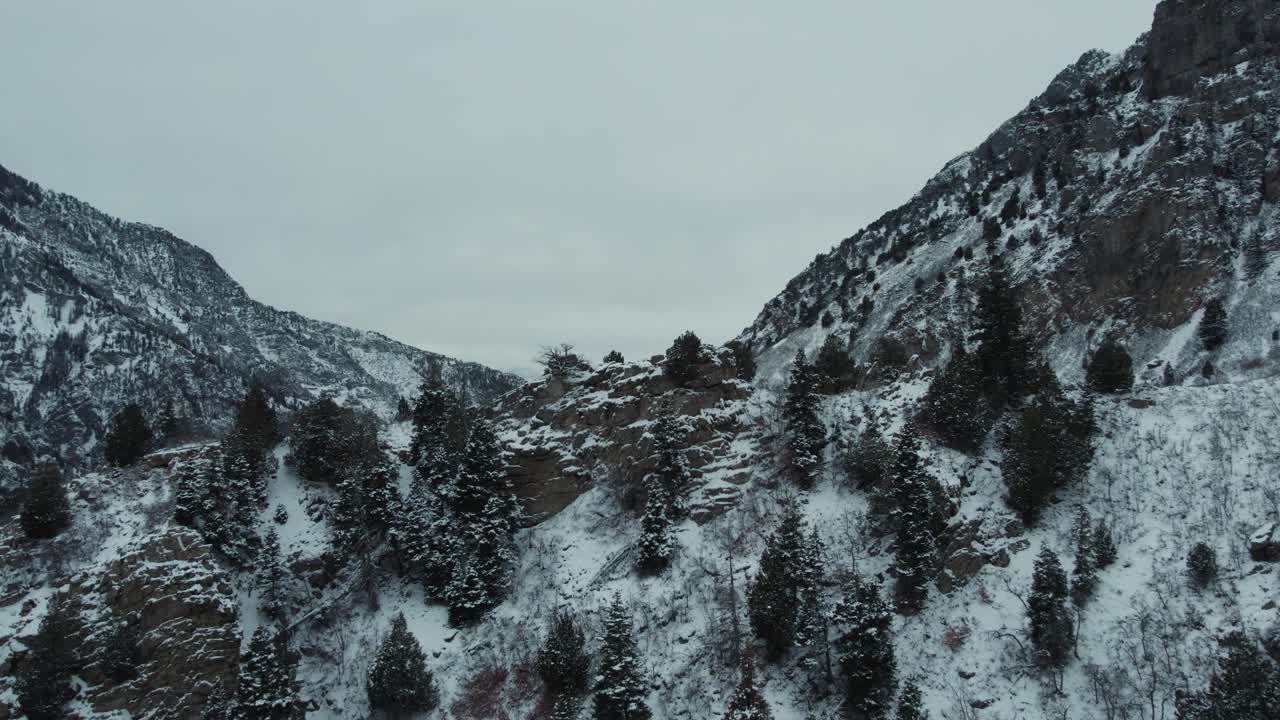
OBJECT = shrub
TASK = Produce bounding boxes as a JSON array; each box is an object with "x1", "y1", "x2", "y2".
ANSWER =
[{"x1": 1086, "y1": 339, "x2": 1134, "y2": 393}]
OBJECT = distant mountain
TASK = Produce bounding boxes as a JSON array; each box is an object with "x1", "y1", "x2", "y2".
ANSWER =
[
  {"x1": 0, "y1": 163, "x2": 520, "y2": 472},
  {"x1": 740, "y1": 0, "x2": 1280, "y2": 387}
]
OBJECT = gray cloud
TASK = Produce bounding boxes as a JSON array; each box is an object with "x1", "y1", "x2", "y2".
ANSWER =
[{"x1": 1, "y1": 1, "x2": 1156, "y2": 372}]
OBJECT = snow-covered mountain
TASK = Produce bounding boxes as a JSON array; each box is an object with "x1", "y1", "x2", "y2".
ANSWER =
[
  {"x1": 5, "y1": 2, "x2": 1280, "y2": 720},
  {"x1": 739, "y1": 0, "x2": 1280, "y2": 388},
  {"x1": 0, "y1": 163, "x2": 521, "y2": 475}
]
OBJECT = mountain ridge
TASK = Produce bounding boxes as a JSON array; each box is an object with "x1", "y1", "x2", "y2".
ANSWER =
[{"x1": 0, "y1": 162, "x2": 521, "y2": 476}]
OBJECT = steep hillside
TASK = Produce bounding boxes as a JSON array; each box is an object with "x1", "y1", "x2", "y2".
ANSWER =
[
  {"x1": 0, "y1": 164, "x2": 520, "y2": 473},
  {"x1": 740, "y1": 0, "x2": 1280, "y2": 387}
]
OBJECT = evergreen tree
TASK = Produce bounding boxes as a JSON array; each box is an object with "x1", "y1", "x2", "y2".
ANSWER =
[
  {"x1": 256, "y1": 527, "x2": 290, "y2": 621},
  {"x1": 1070, "y1": 505, "x2": 1096, "y2": 604},
  {"x1": 234, "y1": 383, "x2": 280, "y2": 455},
  {"x1": 831, "y1": 575, "x2": 896, "y2": 720},
  {"x1": 843, "y1": 419, "x2": 891, "y2": 491},
  {"x1": 367, "y1": 612, "x2": 437, "y2": 719},
  {"x1": 1028, "y1": 546, "x2": 1073, "y2": 670},
  {"x1": 20, "y1": 462, "x2": 71, "y2": 540},
  {"x1": 814, "y1": 334, "x2": 855, "y2": 394},
  {"x1": 747, "y1": 501, "x2": 808, "y2": 660},
  {"x1": 650, "y1": 414, "x2": 690, "y2": 517},
  {"x1": 593, "y1": 595, "x2": 650, "y2": 720},
  {"x1": 201, "y1": 683, "x2": 237, "y2": 720},
  {"x1": 157, "y1": 398, "x2": 180, "y2": 444},
  {"x1": 793, "y1": 528, "x2": 827, "y2": 666},
  {"x1": 396, "y1": 396, "x2": 413, "y2": 422},
  {"x1": 444, "y1": 558, "x2": 489, "y2": 627},
  {"x1": 919, "y1": 348, "x2": 992, "y2": 452},
  {"x1": 16, "y1": 597, "x2": 78, "y2": 720},
  {"x1": 635, "y1": 479, "x2": 674, "y2": 576},
  {"x1": 409, "y1": 378, "x2": 468, "y2": 476},
  {"x1": 536, "y1": 610, "x2": 591, "y2": 698},
  {"x1": 1086, "y1": 339, "x2": 1135, "y2": 393},
  {"x1": 552, "y1": 693, "x2": 581, "y2": 720},
  {"x1": 889, "y1": 422, "x2": 939, "y2": 614},
  {"x1": 664, "y1": 331, "x2": 708, "y2": 387},
  {"x1": 723, "y1": 652, "x2": 771, "y2": 720},
  {"x1": 896, "y1": 682, "x2": 928, "y2": 720},
  {"x1": 100, "y1": 615, "x2": 140, "y2": 683},
  {"x1": 973, "y1": 253, "x2": 1031, "y2": 403},
  {"x1": 725, "y1": 340, "x2": 757, "y2": 382},
  {"x1": 1000, "y1": 369, "x2": 1095, "y2": 526},
  {"x1": 1176, "y1": 632, "x2": 1280, "y2": 720},
  {"x1": 237, "y1": 627, "x2": 301, "y2": 720},
  {"x1": 1199, "y1": 299, "x2": 1228, "y2": 352},
  {"x1": 104, "y1": 403, "x2": 152, "y2": 466},
  {"x1": 784, "y1": 351, "x2": 826, "y2": 490},
  {"x1": 603, "y1": 350, "x2": 625, "y2": 364},
  {"x1": 1187, "y1": 542, "x2": 1218, "y2": 589},
  {"x1": 1092, "y1": 520, "x2": 1118, "y2": 568},
  {"x1": 289, "y1": 397, "x2": 380, "y2": 485}
]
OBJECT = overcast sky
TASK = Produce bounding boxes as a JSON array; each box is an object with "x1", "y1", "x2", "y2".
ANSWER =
[{"x1": 1, "y1": 2, "x2": 1156, "y2": 374}]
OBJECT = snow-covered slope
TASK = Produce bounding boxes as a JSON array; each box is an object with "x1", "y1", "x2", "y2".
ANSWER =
[
  {"x1": 0, "y1": 164, "x2": 521, "y2": 475},
  {"x1": 738, "y1": 0, "x2": 1280, "y2": 388}
]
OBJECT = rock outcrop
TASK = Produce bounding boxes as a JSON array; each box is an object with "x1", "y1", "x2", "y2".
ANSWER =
[
  {"x1": 496, "y1": 349, "x2": 755, "y2": 523},
  {"x1": 78, "y1": 527, "x2": 241, "y2": 719}
]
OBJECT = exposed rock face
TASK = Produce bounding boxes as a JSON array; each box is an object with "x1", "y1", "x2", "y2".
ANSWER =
[
  {"x1": 1144, "y1": 0, "x2": 1280, "y2": 99},
  {"x1": 935, "y1": 518, "x2": 1031, "y2": 594},
  {"x1": 1250, "y1": 522, "x2": 1280, "y2": 561},
  {"x1": 77, "y1": 527, "x2": 241, "y2": 719},
  {"x1": 739, "y1": 0, "x2": 1280, "y2": 386},
  {"x1": 0, "y1": 163, "x2": 521, "y2": 475},
  {"x1": 496, "y1": 350, "x2": 754, "y2": 523}
]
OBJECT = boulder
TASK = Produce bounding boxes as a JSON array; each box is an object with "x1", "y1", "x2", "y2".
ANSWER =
[{"x1": 1250, "y1": 523, "x2": 1280, "y2": 561}]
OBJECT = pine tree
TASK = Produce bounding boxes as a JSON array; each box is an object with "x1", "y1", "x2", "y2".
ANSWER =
[
  {"x1": 1070, "y1": 505, "x2": 1096, "y2": 605},
  {"x1": 1086, "y1": 339, "x2": 1135, "y2": 393},
  {"x1": 552, "y1": 693, "x2": 581, "y2": 720},
  {"x1": 1028, "y1": 546, "x2": 1072, "y2": 670},
  {"x1": 593, "y1": 595, "x2": 650, "y2": 720},
  {"x1": 257, "y1": 527, "x2": 289, "y2": 621},
  {"x1": 664, "y1": 331, "x2": 708, "y2": 387},
  {"x1": 747, "y1": 501, "x2": 808, "y2": 660},
  {"x1": 1177, "y1": 632, "x2": 1280, "y2": 720},
  {"x1": 367, "y1": 612, "x2": 437, "y2": 719},
  {"x1": 1092, "y1": 520, "x2": 1117, "y2": 568},
  {"x1": 919, "y1": 348, "x2": 992, "y2": 452},
  {"x1": 973, "y1": 253, "x2": 1031, "y2": 404},
  {"x1": 604, "y1": 350, "x2": 625, "y2": 364},
  {"x1": 1187, "y1": 542, "x2": 1218, "y2": 589},
  {"x1": 409, "y1": 378, "x2": 467, "y2": 476},
  {"x1": 793, "y1": 529, "x2": 827, "y2": 667},
  {"x1": 843, "y1": 419, "x2": 890, "y2": 491},
  {"x1": 234, "y1": 383, "x2": 280, "y2": 455},
  {"x1": 725, "y1": 340, "x2": 757, "y2": 382},
  {"x1": 650, "y1": 414, "x2": 690, "y2": 517},
  {"x1": 814, "y1": 334, "x2": 855, "y2": 394},
  {"x1": 1001, "y1": 369, "x2": 1094, "y2": 526},
  {"x1": 20, "y1": 462, "x2": 71, "y2": 540},
  {"x1": 896, "y1": 682, "x2": 928, "y2": 720},
  {"x1": 104, "y1": 403, "x2": 152, "y2": 466},
  {"x1": 831, "y1": 575, "x2": 896, "y2": 720},
  {"x1": 16, "y1": 596, "x2": 78, "y2": 720},
  {"x1": 889, "y1": 422, "x2": 939, "y2": 614},
  {"x1": 723, "y1": 652, "x2": 771, "y2": 720},
  {"x1": 784, "y1": 351, "x2": 826, "y2": 490},
  {"x1": 396, "y1": 396, "x2": 413, "y2": 422},
  {"x1": 635, "y1": 479, "x2": 674, "y2": 576},
  {"x1": 444, "y1": 558, "x2": 489, "y2": 627},
  {"x1": 536, "y1": 610, "x2": 591, "y2": 698},
  {"x1": 201, "y1": 683, "x2": 237, "y2": 720},
  {"x1": 238, "y1": 627, "x2": 300, "y2": 720},
  {"x1": 1199, "y1": 299, "x2": 1228, "y2": 352}
]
